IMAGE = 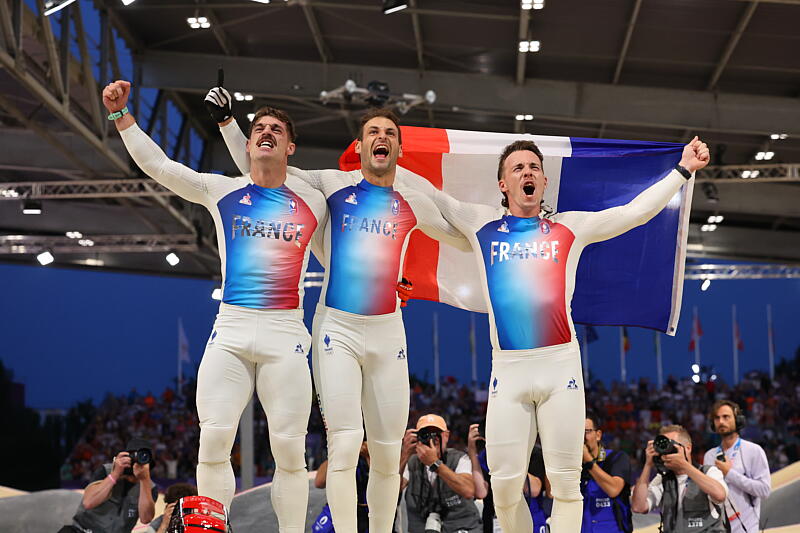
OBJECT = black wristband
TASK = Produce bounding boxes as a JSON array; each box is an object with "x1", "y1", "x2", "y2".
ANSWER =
[
  {"x1": 675, "y1": 164, "x2": 692, "y2": 180},
  {"x1": 582, "y1": 460, "x2": 596, "y2": 470}
]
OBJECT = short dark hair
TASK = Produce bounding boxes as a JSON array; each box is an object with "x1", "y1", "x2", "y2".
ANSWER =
[
  {"x1": 248, "y1": 106, "x2": 296, "y2": 143},
  {"x1": 586, "y1": 410, "x2": 602, "y2": 431},
  {"x1": 496, "y1": 140, "x2": 545, "y2": 208},
  {"x1": 164, "y1": 482, "x2": 198, "y2": 504},
  {"x1": 709, "y1": 400, "x2": 741, "y2": 421},
  {"x1": 358, "y1": 108, "x2": 402, "y2": 144}
]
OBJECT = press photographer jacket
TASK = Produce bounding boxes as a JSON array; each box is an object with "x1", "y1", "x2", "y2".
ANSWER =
[
  {"x1": 73, "y1": 464, "x2": 158, "y2": 533},
  {"x1": 580, "y1": 449, "x2": 633, "y2": 533},
  {"x1": 647, "y1": 465, "x2": 729, "y2": 533},
  {"x1": 405, "y1": 450, "x2": 481, "y2": 533}
]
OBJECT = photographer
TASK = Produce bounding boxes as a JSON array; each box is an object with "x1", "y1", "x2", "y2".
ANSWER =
[
  {"x1": 61, "y1": 438, "x2": 158, "y2": 533},
  {"x1": 400, "y1": 414, "x2": 481, "y2": 533},
  {"x1": 580, "y1": 411, "x2": 632, "y2": 533},
  {"x1": 631, "y1": 425, "x2": 728, "y2": 532},
  {"x1": 146, "y1": 483, "x2": 198, "y2": 533},
  {"x1": 703, "y1": 400, "x2": 770, "y2": 533}
]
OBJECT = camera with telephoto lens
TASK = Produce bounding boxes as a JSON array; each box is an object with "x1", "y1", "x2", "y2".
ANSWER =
[
  {"x1": 424, "y1": 512, "x2": 442, "y2": 533},
  {"x1": 123, "y1": 447, "x2": 153, "y2": 475},
  {"x1": 652, "y1": 435, "x2": 680, "y2": 475},
  {"x1": 417, "y1": 427, "x2": 441, "y2": 447}
]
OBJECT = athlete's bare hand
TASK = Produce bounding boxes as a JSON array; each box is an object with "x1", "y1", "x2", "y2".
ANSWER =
[
  {"x1": 102, "y1": 80, "x2": 131, "y2": 114},
  {"x1": 679, "y1": 136, "x2": 711, "y2": 173}
]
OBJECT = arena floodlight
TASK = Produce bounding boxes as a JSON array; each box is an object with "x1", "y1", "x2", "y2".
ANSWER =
[
  {"x1": 22, "y1": 200, "x2": 42, "y2": 215},
  {"x1": 383, "y1": 0, "x2": 408, "y2": 15},
  {"x1": 211, "y1": 288, "x2": 222, "y2": 300},
  {"x1": 701, "y1": 279, "x2": 711, "y2": 291},
  {"x1": 43, "y1": 0, "x2": 77, "y2": 16},
  {"x1": 691, "y1": 374, "x2": 701, "y2": 383},
  {"x1": 247, "y1": 113, "x2": 255, "y2": 121},
  {"x1": 120, "y1": 0, "x2": 137, "y2": 5},
  {"x1": 691, "y1": 364, "x2": 700, "y2": 373},
  {"x1": 166, "y1": 253, "x2": 180, "y2": 266},
  {"x1": 37, "y1": 251, "x2": 55, "y2": 266}
]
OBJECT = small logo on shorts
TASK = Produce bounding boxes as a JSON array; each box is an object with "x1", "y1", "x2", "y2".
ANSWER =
[
  {"x1": 490, "y1": 376, "x2": 499, "y2": 396},
  {"x1": 540, "y1": 221, "x2": 551, "y2": 234},
  {"x1": 289, "y1": 198, "x2": 298, "y2": 215},
  {"x1": 397, "y1": 348, "x2": 406, "y2": 360},
  {"x1": 239, "y1": 193, "x2": 252, "y2": 206},
  {"x1": 345, "y1": 192, "x2": 358, "y2": 205},
  {"x1": 208, "y1": 330, "x2": 217, "y2": 345},
  {"x1": 391, "y1": 199, "x2": 400, "y2": 215},
  {"x1": 498, "y1": 221, "x2": 509, "y2": 233},
  {"x1": 295, "y1": 343, "x2": 304, "y2": 354},
  {"x1": 567, "y1": 377, "x2": 579, "y2": 390},
  {"x1": 324, "y1": 334, "x2": 333, "y2": 353}
]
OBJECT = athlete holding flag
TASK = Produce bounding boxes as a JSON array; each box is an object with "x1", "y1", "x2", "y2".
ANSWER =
[
  {"x1": 103, "y1": 79, "x2": 327, "y2": 532},
  {"x1": 205, "y1": 81, "x2": 470, "y2": 533},
  {"x1": 403, "y1": 138, "x2": 709, "y2": 533}
]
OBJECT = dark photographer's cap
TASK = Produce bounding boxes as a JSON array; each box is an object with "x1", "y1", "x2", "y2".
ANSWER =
[
  {"x1": 126, "y1": 437, "x2": 153, "y2": 451},
  {"x1": 416, "y1": 414, "x2": 447, "y2": 432}
]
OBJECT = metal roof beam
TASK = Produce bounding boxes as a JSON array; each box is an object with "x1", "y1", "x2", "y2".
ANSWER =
[
  {"x1": 0, "y1": 233, "x2": 198, "y2": 254},
  {"x1": 612, "y1": 0, "x2": 642, "y2": 84},
  {"x1": 707, "y1": 1, "x2": 759, "y2": 90},
  {"x1": 139, "y1": 51, "x2": 800, "y2": 137},
  {"x1": 299, "y1": 0, "x2": 331, "y2": 63}
]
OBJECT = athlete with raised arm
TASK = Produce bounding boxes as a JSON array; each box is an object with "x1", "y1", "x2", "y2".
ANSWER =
[
  {"x1": 402, "y1": 137, "x2": 709, "y2": 533},
  {"x1": 206, "y1": 86, "x2": 469, "y2": 532},
  {"x1": 103, "y1": 80, "x2": 327, "y2": 532}
]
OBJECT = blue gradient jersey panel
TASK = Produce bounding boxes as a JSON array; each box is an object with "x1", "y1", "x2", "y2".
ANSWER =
[
  {"x1": 324, "y1": 179, "x2": 417, "y2": 315},
  {"x1": 217, "y1": 182, "x2": 320, "y2": 309},
  {"x1": 476, "y1": 215, "x2": 575, "y2": 350}
]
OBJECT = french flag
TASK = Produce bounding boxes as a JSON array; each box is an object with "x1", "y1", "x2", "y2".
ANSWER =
[{"x1": 340, "y1": 127, "x2": 693, "y2": 335}]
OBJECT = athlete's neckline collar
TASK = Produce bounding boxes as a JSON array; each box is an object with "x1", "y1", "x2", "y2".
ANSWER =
[
  {"x1": 248, "y1": 179, "x2": 289, "y2": 195},
  {"x1": 358, "y1": 175, "x2": 394, "y2": 191}
]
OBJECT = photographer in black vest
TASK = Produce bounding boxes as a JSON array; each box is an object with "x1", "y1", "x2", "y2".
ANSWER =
[
  {"x1": 631, "y1": 425, "x2": 729, "y2": 533},
  {"x1": 400, "y1": 414, "x2": 481, "y2": 533},
  {"x1": 61, "y1": 438, "x2": 158, "y2": 533}
]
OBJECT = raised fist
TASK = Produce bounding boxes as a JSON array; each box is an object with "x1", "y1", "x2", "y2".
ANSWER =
[{"x1": 102, "y1": 80, "x2": 131, "y2": 114}]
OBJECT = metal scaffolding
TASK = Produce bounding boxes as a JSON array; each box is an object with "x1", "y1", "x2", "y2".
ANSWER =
[
  {"x1": 0, "y1": 233, "x2": 198, "y2": 254},
  {"x1": 685, "y1": 263, "x2": 800, "y2": 280}
]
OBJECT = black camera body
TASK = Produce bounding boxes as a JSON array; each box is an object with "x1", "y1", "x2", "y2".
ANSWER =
[
  {"x1": 652, "y1": 435, "x2": 681, "y2": 475},
  {"x1": 417, "y1": 428, "x2": 441, "y2": 447},
  {"x1": 123, "y1": 447, "x2": 153, "y2": 475}
]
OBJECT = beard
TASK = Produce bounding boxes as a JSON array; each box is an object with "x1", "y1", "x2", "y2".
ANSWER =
[{"x1": 717, "y1": 427, "x2": 736, "y2": 437}]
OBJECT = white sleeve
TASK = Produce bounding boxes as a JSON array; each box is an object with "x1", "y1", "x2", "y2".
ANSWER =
[
  {"x1": 220, "y1": 120, "x2": 251, "y2": 176},
  {"x1": 564, "y1": 169, "x2": 688, "y2": 244},
  {"x1": 646, "y1": 475, "x2": 663, "y2": 513},
  {"x1": 118, "y1": 123, "x2": 212, "y2": 204},
  {"x1": 411, "y1": 192, "x2": 472, "y2": 252},
  {"x1": 403, "y1": 464, "x2": 410, "y2": 482},
  {"x1": 706, "y1": 466, "x2": 729, "y2": 501},
  {"x1": 400, "y1": 172, "x2": 491, "y2": 235},
  {"x1": 454, "y1": 455, "x2": 472, "y2": 475}
]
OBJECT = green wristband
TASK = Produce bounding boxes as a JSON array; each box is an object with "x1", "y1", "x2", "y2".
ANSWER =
[{"x1": 107, "y1": 106, "x2": 129, "y2": 121}]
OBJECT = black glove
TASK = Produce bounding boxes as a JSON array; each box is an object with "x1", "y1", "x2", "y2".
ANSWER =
[{"x1": 204, "y1": 68, "x2": 232, "y2": 124}]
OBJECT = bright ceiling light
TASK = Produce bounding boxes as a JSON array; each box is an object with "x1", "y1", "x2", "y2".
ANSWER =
[
  {"x1": 755, "y1": 151, "x2": 765, "y2": 160},
  {"x1": 166, "y1": 252, "x2": 180, "y2": 266},
  {"x1": 37, "y1": 251, "x2": 55, "y2": 265},
  {"x1": 515, "y1": 114, "x2": 525, "y2": 121},
  {"x1": 741, "y1": 170, "x2": 751, "y2": 178},
  {"x1": 764, "y1": 151, "x2": 774, "y2": 160},
  {"x1": 43, "y1": 0, "x2": 77, "y2": 16},
  {"x1": 211, "y1": 288, "x2": 222, "y2": 300},
  {"x1": 78, "y1": 239, "x2": 94, "y2": 247},
  {"x1": 247, "y1": 113, "x2": 255, "y2": 121},
  {"x1": 383, "y1": 0, "x2": 408, "y2": 14},
  {"x1": 691, "y1": 364, "x2": 700, "y2": 373},
  {"x1": 691, "y1": 374, "x2": 701, "y2": 383},
  {"x1": 519, "y1": 40, "x2": 541, "y2": 53},
  {"x1": 66, "y1": 231, "x2": 83, "y2": 239},
  {"x1": 22, "y1": 200, "x2": 42, "y2": 215},
  {"x1": 120, "y1": 0, "x2": 137, "y2": 5},
  {"x1": 701, "y1": 279, "x2": 711, "y2": 291},
  {"x1": 521, "y1": 0, "x2": 533, "y2": 9},
  {"x1": 533, "y1": 0, "x2": 545, "y2": 8}
]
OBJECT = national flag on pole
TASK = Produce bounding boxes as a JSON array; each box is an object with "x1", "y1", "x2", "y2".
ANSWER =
[
  {"x1": 178, "y1": 318, "x2": 191, "y2": 363},
  {"x1": 734, "y1": 318, "x2": 744, "y2": 351},
  {"x1": 622, "y1": 326, "x2": 632, "y2": 352},
  {"x1": 688, "y1": 312, "x2": 703, "y2": 352},
  {"x1": 340, "y1": 127, "x2": 692, "y2": 334}
]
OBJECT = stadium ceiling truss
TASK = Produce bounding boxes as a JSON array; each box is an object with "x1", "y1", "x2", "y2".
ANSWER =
[{"x1": 0, "y1": 0, "x2": 799, "y2": 275}]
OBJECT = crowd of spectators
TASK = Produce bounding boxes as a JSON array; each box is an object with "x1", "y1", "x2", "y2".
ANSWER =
[{"x1": 62, "y1": 357, "x2": 800, "y2": 486}]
